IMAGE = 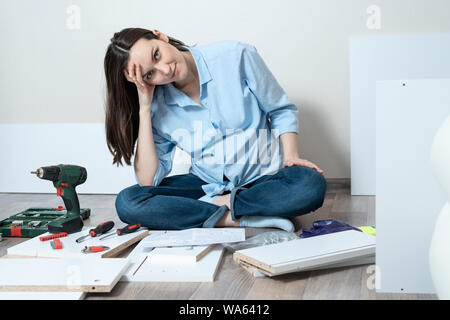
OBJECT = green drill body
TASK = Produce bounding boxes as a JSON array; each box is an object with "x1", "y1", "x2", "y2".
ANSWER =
[{"x1": 31, "y1": 164, "x2": 87, "y2": 234}]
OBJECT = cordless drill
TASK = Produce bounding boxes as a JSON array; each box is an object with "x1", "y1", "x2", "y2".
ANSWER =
[{"x1": 31, "y1": 164, "x2": 87, "y2": 234}]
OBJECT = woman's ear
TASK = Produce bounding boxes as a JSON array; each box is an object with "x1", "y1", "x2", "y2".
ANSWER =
[
  {"x1": 123, "y1": 69, "x2": 132, "y2": 82},
  {"x1": 153, "y1": 29, "x2": 169, "y2": 43}
]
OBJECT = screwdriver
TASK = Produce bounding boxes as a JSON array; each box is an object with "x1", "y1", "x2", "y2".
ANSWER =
[
  {"x1": 99, "y1": 223, "x2": 141, "y2": 241},
  {"x1": 75, "y1": 221, "x2": 115, "y2": 243}
]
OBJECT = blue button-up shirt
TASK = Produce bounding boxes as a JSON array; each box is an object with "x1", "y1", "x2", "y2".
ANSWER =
[{"x1": 136, "y1": 40, "x2": 299, "y2": 197}]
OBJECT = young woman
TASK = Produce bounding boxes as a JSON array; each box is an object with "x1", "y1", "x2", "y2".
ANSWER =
[{"x1": 104, "y1": 28, "x2": 327, "y2": 231}]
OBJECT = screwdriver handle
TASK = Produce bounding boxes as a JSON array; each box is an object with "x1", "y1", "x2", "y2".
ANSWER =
[
  {"x1": 40, "y1": 232, "x2": 68, "y2": 242},
  {"x1": 87, "y1": 246, "x2": 107, "y2": 253},
  {"x1": 117, "y1": 223, "x2": 141, "y2": 236},
  {"x1": 89, "y1": 221, "x2": 114, "y2": 237}
]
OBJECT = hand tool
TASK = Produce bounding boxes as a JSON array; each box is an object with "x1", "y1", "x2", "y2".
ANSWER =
[
  {"x1": 40, "y1": 232, "x2": 68, "y2": 242},
  {"x1": 50, "y1": 238, "x2": 63, "y2": 250},
  {"x1": 9, "y1": 221, "x2": 23, "y2": 227},
  {"x1": 99, "y1": 223, "x2": 141, "y2": 241},
  {"x1": 75, "y1": 221, "x2": 115, "y2": 243},
  {"x1": 28, "y1": 221, "x2": 41, "y2": 228},
  {"x1": 31, "y1": 164, "x2": 87, "y2": 234},
  {"x1": 81, "y1": 246, "x2": 110, "y2": 253}
]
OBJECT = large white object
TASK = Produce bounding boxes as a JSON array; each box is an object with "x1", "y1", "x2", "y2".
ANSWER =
[
  {"x1": 376, "y1": 79, "x2": 450, "y2": 293},
  {"x1": 0, "y1": 258, "x2": 129, "y2": 292},
  {"x1": 121, "y1": 239, "x2": 225, "y2": 283},
  {"x1": 239, "y1": 254, "x2": 376, "y2": 278},
  {"x1": 140, "y1": 228, "x2": 246, "y2": 247},
  {"x1": 0, "y1": 123, "x2": 190, "y2": 194},
  {"x1": 7, "y1": 227, "x2": 148, "y2": 258},
  {"x1": 350, "y1": 33, "x2": 450, "y2": 195},
  {"x1": 430, "y1": 115, "x2": 450, "y2": 299},
  {"x1": 0, "y1": 291, "x2": 85, "y2": 300},
  {"x1": 233, "y1": 230, "x2": 375, "y2": 277}
]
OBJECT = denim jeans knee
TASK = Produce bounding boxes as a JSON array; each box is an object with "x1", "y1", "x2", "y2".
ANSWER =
[
  {"x1": 115, "y1": 184, "x2": 140, "y2": 224},
  {"x1": 278, "y1": 166, "x2": 327, "y2": 215}
]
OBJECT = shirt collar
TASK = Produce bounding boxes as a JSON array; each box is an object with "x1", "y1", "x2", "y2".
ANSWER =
[{"x1": 164, "y1": 45, "x2": 212, "y2": 107}]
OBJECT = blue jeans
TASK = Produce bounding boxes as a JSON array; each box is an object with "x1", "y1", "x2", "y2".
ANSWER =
[{"x1": 115, "y1": 166, "x2": 327, "y2": 230}]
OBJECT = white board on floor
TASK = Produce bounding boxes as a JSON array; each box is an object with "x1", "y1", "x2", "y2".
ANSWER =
[
  {"x1": 0, "y1": 291, "x2": 86, "y2": 300},
  {"x1": 6, "y1": 227, "x2": 148, "y2": 258},
  {"x1": 148, "y1": 245, "x2": 215, "y2": 264},
  {"x1": 239, "y1": 253, "x2": 375, "y2": 278},
  {"x1": 0, "y1": 258, "x2": 129, "y2": 292},
  {"x1": 121, "y1": 239, "x2": 225, "y2": 283},
  {"x1": 140, "y1": 228, "x2": 245, "y2": 247},
  {"x1": 233, "y1": 230, "x2": 376, "y2": 276}
]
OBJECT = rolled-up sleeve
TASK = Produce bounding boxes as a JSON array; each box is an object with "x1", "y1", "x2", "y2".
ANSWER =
[
  {"x1": 134, "y1": 127, "x2": 176, "y2": 186},
  {"x1": 239, "y1": 43, "x2": 299, "y2": 138}
]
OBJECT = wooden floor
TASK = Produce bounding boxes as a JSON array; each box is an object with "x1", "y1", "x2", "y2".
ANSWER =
[{"x1": 0, "y1": 179, "x2": 437, "y2": 300}]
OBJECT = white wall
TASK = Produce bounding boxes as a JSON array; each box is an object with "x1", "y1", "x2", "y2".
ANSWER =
[{"x1": 1, "y1": 0, "x2": 450, "y2": 178}]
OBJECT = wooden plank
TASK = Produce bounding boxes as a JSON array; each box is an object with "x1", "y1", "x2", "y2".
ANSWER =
[
  {"x1": 6, "y1": 228, "x2": 148, "y2": 258},
  {"x1": 234, "y1": 231, "x2": 376, "y2": 276},
  {"x1": 0, "y1": 258, "x2": 129, "y2": 292},
  {"x1": 238, "y1": 254, "x2": 375, "y2": 277}
]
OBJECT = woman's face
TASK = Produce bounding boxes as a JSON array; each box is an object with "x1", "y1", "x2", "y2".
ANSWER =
[{"x1": 124, "y1": 34, "x2": 187, "y2": 86}]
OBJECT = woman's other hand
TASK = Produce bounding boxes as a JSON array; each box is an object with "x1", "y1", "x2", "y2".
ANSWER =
[{"x1": 283, "y1": 157, "x2": 325, "y2": 176}]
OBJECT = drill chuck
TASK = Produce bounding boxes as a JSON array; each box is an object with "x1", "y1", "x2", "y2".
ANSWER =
[
  {"x1": 31, "y1": 166, "x2": 61, "y2": 181},
  {"x1": 31, "y1": 165, "x2": 87, "y2": 185}
]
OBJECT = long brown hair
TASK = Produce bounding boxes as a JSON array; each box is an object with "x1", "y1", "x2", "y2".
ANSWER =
[{"x1": 104, "y1": 28, "x2": 191, "y2": 166}]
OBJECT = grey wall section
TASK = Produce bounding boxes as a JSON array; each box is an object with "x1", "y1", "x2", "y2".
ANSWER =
[
  {"x1": 350, "y1": 33, "x2": 450, "y2": 195},
  {"x1": 1, "y1": 0, "x2": 450, "y2": 178}
]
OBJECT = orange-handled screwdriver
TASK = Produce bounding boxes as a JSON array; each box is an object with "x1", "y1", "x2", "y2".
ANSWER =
[
  {"x1": 75, "y1": 221, "x2": 115, "y2": 243},
  {"x1": 99, "y1": 223, "x2": 141, "y2": 241}
]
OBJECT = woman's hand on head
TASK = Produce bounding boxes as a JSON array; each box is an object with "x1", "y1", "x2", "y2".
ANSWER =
[{"x1": 124, "y1": 63, "x2": 155, "y2": 110}]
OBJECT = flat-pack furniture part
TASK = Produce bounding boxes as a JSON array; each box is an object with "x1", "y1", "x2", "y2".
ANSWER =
[
  {"x1": 0, "y1": 258, "x2": 129, "y2": 292},
  {"x1": 7, "y1": 227, "x2": 148, "y2": 258},
  {"x1": 121, "y1": 239, "x2": 225, "y2": 283},
  {"x1": 233, "y1": 230, "x2": 376, "y2": 276}
]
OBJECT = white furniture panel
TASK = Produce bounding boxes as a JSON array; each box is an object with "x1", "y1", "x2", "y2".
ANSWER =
[
  {"x1": 376, "y1": 79, "x2": 450, "y2": 293},
  {"x1": 0, "y1": 258, "x2": 129, "y2": 292},
  {"x1": 350, "y1": 33, "x2": 450, "y2": 195}
]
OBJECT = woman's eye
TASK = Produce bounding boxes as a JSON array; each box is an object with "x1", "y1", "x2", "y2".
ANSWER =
[{"x1": 145, "y1": 50, "x2": 160, "y2": 80}]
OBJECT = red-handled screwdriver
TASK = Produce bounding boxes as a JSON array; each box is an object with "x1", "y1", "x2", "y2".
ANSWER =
[
  {"x1": 75, "y1": 221, "x2": 115, "y2": 243},
  {"x1": 99, "y1": 223, "x2": 141, "y2": 241}
]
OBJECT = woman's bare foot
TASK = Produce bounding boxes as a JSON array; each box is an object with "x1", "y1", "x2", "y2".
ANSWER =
[
  {"x1": 213, "y1": 193, "x2": 240, "y2": 227},
  {"x1": 215, "y1": 209, "x2": 240, "y2": 227},
  {"x1": 212, "y1": 193, "x2": 231, "y2": 207}
]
